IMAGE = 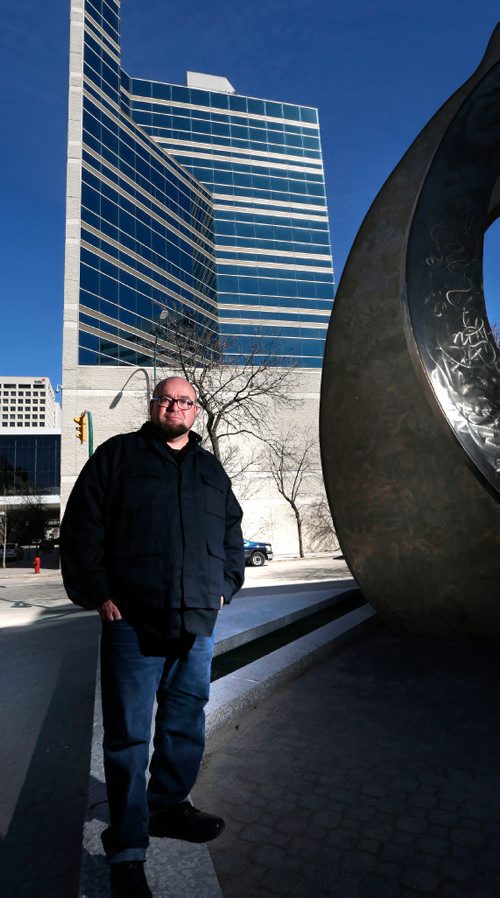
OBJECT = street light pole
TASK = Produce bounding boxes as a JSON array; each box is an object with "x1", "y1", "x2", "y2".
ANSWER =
[
  {"x1": 0, "y1": 511, "x2": 6, "y2": 569},
  {"x1": 86, "y1": 410, "x2": 94, "y2": 457},
  {"x1": 152, "y1": 309, "x2": 168, "y2": 389},
  {"x1": 153, "y1": 334, "x2": 159, "y2": 389}
]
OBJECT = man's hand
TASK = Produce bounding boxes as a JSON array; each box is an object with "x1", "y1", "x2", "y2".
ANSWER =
[
  {"x1": 98, "y1": 599, "x2": 122, "y2": 621},
  {"x1": 220, "y1": 596, "x2": 224, "y2": 609}
]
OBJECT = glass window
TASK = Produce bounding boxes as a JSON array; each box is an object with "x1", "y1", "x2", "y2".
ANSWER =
[
  {"x1": 247, "y1": 98, "x2": 266, "y2": 116},
  {"x1": 171, "y1": 85, "x2": 189, "y2": 103},
  {"x1": 282, "y1": 105, "x2": 301, "y2": 121},
  {"x1": 210, "y1": 92, "x2": 229, "y2": 110},
  {"x1": 300, "y1": 107, "x2": 318, "y2": 124},
  {"x1": 189, "y1": 89, "x2": 209, "y2": 107},
  {"x1": 149, "y1": 81, "x2": 170, "y2": 101}
]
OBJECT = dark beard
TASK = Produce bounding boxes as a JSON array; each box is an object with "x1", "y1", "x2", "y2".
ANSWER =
[{"x1": 153, "y1": 420, "x2": 190, "y2": 441}]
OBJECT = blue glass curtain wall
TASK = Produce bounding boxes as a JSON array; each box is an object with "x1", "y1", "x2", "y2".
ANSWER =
[
  {"x1": 128, "y1": 76, "x2": 334, "y2": 367},
  {"x1": 76, "y1": 0, "x2": 334, "y2": 368},
  {"x1": 0, "y1": 435, "x2": 61, "y2": 496},
  {"x1": 78, "y1": 0, "x2": 217, "y2": 368}
]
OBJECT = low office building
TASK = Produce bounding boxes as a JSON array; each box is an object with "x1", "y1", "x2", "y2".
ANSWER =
[
  {"x1": 0, "y1": 377, "x2": 60, "y2": 431},
  {"x1": 0, "y1": 380, "x2": 61, "y2": 539},
  {"x1": 0, "y1": 427, "x2": 61, "y2": 549}
]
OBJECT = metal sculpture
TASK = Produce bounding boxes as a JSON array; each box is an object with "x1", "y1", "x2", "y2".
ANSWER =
[{"x1": 320, "y1": 25, "x2": 500, "y2": 638}]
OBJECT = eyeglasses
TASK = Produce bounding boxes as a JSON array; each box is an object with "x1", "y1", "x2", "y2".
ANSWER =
[{"x1": 152, "y1": 395, "x2": 195, "y2": 410}]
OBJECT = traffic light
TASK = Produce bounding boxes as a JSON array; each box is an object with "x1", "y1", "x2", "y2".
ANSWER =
[{"x1": 74, "y1": 412, "x2": 87, "y2": 443}]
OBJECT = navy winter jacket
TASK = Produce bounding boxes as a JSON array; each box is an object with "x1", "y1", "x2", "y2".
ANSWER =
[{"x1": 60, "y1": 423, "x2": 245, "y2": 637}]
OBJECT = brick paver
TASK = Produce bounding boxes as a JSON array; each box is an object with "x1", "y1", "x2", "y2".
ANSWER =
[{"x1": 194, "y1": 625, "x2": 500, "y2": 897}]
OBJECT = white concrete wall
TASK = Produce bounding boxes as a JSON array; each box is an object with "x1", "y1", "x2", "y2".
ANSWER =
[
  {"x1": 60, "y1": 365, "x2": 336, "y2": 556},
  {"x1": 61, "y1": 0, "x2": 85, "y2": 506}
]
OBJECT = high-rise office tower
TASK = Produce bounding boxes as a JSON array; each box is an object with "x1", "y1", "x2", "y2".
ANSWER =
[
  {"x1": 127, "y1": 72, "x2": 334, "y2": 367},
  {"x1": 62, "y1": 0, "x2": 335, "y2": 524},
  {"x1": 66, "y1": 0, "x2": 217, "y2": 372}
]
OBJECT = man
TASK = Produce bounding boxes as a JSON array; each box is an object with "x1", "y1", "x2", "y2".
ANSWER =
[{"x1": 61, "y1": 377, "x2": 245, "y2": 898}]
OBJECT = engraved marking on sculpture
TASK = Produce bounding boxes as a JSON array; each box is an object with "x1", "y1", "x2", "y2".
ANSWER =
[{"x1": 420, "y1": 218, "x2": 500, "y2": 473}]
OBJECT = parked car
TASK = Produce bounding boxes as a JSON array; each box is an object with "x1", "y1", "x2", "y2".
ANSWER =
[
  {"x1": 243, "y1": 538, "x2": 273, "y2": 567},
  {"x1": 0, "y1": 543, "x2": 24, "y2": 562}
]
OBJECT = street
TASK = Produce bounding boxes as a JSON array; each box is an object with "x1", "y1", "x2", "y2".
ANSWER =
[{"x1": 0, "y1": 573, "x2": 99, "y2": 897}]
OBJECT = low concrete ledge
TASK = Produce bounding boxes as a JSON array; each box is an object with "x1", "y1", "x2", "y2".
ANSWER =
[
  {"x1": 206, "y1": 603, "x2": 377, "y2": 738},
  {"x1": 213, "y1": 582, "x2": 358, "y2": 656}
]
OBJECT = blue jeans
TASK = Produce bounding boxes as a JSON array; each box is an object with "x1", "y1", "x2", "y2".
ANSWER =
[{"x1": 100, "y1": 619, "x2": 214, "y2": 863}]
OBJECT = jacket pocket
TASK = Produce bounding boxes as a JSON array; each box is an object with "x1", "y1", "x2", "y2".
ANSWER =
[
  {"x1": 206, "y1": 535, "x2": 226, "y2": 597},
  {"x1": 201, "y1": 471, "x2": 226, "y2": 519}
]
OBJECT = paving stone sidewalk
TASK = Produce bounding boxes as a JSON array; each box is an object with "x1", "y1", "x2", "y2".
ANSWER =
[{"x1": 194, "y1": 625, "x2": 500, "y2": 898}]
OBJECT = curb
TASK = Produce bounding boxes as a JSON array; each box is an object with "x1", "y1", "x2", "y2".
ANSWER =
[
  {"x1": 206, "y1": 603, "x2": 377, "y2": 738},
  {"x1": 213, "y1": 583, "x2": 358, "y2": 657}
]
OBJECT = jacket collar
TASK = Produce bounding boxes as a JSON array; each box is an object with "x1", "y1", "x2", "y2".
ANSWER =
[{"x1": 138, "y1": 421, "x2": 202, "y2": 456}]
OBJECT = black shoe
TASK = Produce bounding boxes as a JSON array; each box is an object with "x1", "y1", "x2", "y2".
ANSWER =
[
  {"x1": 110, "y1": 861, "x2": 152, "y2": 898},
  {"x1": 149, "y1": 801, "x2": 225, "y2": 843}
]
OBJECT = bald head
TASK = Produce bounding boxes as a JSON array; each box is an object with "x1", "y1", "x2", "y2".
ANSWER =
[
  {"x1": 150, "y1": 377, "x2": 198, "y2": 447},
  {"x1": 153, "y1": 377, "x2": 196, "y2": 403}
]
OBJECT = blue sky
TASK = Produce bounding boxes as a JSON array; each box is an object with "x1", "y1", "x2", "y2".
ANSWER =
[{"x1": 1, "y1": 1, "x2": 498, "y2": 392}]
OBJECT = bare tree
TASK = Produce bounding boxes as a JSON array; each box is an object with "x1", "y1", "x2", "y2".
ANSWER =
[
  {"x1": 155, "y1": 308, "x2": 298, "y2": 471},
  {"x1": 267, "y1": 432, "x2": 321, "y2": 558}
]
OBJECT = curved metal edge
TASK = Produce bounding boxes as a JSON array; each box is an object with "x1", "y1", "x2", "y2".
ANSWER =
[
  {"x1": 402, "y1": 63, "x2": 500, "y2": 496},
  {"x1": 320, "y1": 28, "x2": 500, "y2": 491}
]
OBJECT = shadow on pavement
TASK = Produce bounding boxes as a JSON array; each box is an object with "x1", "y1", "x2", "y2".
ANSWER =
[
  {"x1": 0, "y1": 616, "x2": 99, "y2": 898},
  {"x1": 79, "y1": 776, "x2": 111, "y2": 898},
  {"x1": 196, "y1": 626, "x2": 500, "y2": 898}
]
